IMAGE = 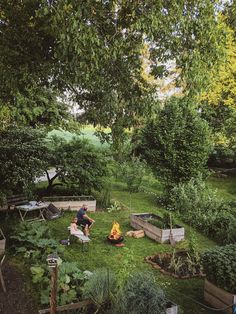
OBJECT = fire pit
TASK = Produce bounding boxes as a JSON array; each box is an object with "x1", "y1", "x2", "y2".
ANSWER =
[{"x1": 107, "y1": 221, "x2": 124, "y2": 244}]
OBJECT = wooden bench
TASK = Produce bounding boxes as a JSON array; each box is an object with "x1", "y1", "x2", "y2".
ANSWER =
[
  {"x1": 67, "y1": 227, "x2": 90, "y2": 251},
  {"x1": 6, "y1": 194, "x2": 28, "y2": 211}
]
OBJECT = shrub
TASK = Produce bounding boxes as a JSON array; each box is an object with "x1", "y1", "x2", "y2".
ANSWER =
[
  {"x1": 117, "y1": 157, "x2": 147, "y2": 193},
  {"x1": 169, "y1": 177, "x2": 236, "y2": 244},
  {"x1": 202, "y1": 244, "x2": 236, "y2": 293},
  {"x1": 115, "y1": 272, "x2": 166, "y2": 314},
  {"x1": 140, "y1": 97, "x2": 212, "y2": 190}
]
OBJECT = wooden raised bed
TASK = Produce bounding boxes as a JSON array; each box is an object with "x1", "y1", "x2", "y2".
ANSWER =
[
  {"x1": 204, "y1": 279, "x2": 236, "y2": 314},
  {"x1": 130, "y1": 213, "x2": 184, "y2": 243},
  {"x1": 42, "y1": 195, "x2": 96, "y2": 212}
]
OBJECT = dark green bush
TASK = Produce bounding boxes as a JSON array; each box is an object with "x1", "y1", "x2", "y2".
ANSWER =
[
  {"x1": 115, "y1": 272, "x2": 166, "y2": 314},
  {"x1": 202, "y1": 244, "x2": 236, "y2": 293}
]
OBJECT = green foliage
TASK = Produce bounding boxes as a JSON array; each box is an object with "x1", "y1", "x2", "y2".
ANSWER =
[
  {"x1": 202, "y1": 244, "x2": 236, "y2": 293},
  {"x1": 83, "y1": 269, "x2": 117, "y2": 312},
  {"x1": 115, "y1": 272, "x2": 166, "y2": 314},
  {"x1": 46, "y1": 136, "x2": 108, "y2": 194},
  {"x1": 12, "y1": 222, "x2": 63, "y2": 261},
  {"x1": 0, "y1": 127, "x2": 48, "y2": 195},
  {"x1": 12, "y1": 222, "x2": 87, "y2": 306},
  {"x1": 107, "y1": 201, "x2": 121, "y2": 213},
  {"x1": 147, "y1": 213, "x2": 176, "y2": 230},
  {"x1": 117, "y1": 157, "x2": 147, "y2": 193},
  {"x1": 170, "y1": 177, "x2": 236, "y2": 244},
  {"x1": 140, "y1": 97, "x2": 212, "y2": 190}
]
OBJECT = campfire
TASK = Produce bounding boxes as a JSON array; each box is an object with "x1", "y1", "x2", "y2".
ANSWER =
[{"x1": 107, "y1": 221, "x2": 124, "y2": 244}]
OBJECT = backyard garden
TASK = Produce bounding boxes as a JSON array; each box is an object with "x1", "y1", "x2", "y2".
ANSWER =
[{"x1": 1, "y1": 1, "x2": 236, "y2": 314}]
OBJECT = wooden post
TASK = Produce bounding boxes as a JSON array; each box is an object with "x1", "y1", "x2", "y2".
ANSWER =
[{"x1": 50, "y1": 265, "x2": 57, "y2": 314}]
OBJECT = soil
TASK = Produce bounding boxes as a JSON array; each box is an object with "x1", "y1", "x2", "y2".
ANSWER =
[
  {"x1": 0, "y1": 261, "x2": 38, "y2": 314},
  {"x1": 146, "y1": 251, "x2": 205, "y2": 279}
]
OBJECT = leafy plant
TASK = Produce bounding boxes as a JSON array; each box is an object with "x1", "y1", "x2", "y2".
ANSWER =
[
  {"x1": 140, "y1": 97, "x2": 212, "y2": 190},
  {"x1": 168, "y1": 251, "x2": 184, "y2": 275},
  {"x1": 115, "y1": 272, "x2": 166, "y2": 314},
  {"x1": 107, "y1": 201, "x2": 121, "y2": 213},
  {"x1": 82, "y1": 268, "x2": 117, "y2": 313},
  {"x1": 202, "y1": 244, "x2": 236, "y2": 293},
  {"x1": 169, "y1": 176, "x2": 236, "y2": 244},
  {"x1": 117, "y1": 157, "x2": 147, "y2": 193}
]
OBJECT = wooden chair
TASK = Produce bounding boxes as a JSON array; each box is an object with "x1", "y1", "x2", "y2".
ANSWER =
[{"x1": 0, "y1": 228, "x2": 6, "y2": 292}]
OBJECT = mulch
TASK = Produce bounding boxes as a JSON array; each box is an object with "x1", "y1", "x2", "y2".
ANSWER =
[{"x1": 0, "y1": 261, "x2": 38, "y2": 314}]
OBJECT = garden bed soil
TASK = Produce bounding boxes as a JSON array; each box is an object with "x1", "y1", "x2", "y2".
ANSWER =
[
  {"x1": 145, "y1": 251, "x2": 205, "y2": 279},
  {"x1": 0, "y1": 261, "x2": 38, "y2": 314}
]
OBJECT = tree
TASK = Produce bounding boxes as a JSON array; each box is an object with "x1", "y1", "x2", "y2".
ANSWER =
[
  {"x1": 46, "y1": 137, "x2": 108, "y2": 194},
  {"x1": 200, "y1": 25, "x2": 236, "y2": 164},
  {"x1": 140, "y1": 97, "x2": 212, "y2": 190},
  {"x1": 0, "y1": 127, "x2": 48, "y2": 195},
  {"x1": 0, "y1": 0, "x2": 226, "y2": 134}
]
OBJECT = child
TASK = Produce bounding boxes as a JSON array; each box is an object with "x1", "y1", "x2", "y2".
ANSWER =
[{"x1": 70, "y1": 218, "x2": 89, "y2": 236}]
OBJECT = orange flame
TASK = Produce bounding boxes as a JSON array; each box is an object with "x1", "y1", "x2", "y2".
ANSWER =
[{"x1": 109, "y1": 221, "x2": 122, "y2": 240}]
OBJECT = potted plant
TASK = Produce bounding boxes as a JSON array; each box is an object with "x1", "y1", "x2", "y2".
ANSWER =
[{"x1": 202, "y1": 244, "x2": 236, "y2": 314}]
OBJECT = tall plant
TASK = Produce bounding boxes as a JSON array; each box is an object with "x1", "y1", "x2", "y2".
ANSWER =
[{"x1": 140, "y1": 97, "x2": 213, "y2": 190}]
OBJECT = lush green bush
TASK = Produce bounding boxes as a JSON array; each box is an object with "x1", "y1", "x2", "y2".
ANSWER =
[
  {"x1": 140, "y1": 97, "x2": 212, "y2": 190},
  {"x1": 202, "y1": 244, "x2": 236, "y2": 293},
  {"x1": 169, "y1": 177, "x2": 236, "y2": 244},
  {"x1": 115, "y1": 272, "x2": 166, "y2": 314}
]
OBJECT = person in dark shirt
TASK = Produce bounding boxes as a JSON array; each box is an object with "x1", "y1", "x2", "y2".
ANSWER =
[{"x1": 76, "y1": 204, "x2": 95, "y2": 235}]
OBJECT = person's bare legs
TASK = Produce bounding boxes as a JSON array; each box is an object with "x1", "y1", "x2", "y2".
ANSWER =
[{"x1": 84, "y1": 224, "x2": 89, "y2": 236}]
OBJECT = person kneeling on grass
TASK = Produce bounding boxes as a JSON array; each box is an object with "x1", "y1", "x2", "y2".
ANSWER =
[
  {"x1": 76, "y1": 204, "x2": 95, "y2": 235},
  {"x1": 71, "y1": 217, "x2": 89, "y2": 237}
]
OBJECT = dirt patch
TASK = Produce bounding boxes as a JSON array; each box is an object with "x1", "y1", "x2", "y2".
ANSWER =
[
  {"x1": 0, "y1": 261, "x2": 38, "y2": 314},
  {"x1": 146, "y1": 251, "x2": 205, "y2": 279}
]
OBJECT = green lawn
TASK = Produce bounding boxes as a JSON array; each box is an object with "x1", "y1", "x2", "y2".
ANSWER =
[
  {"x1": 47, "y1": 182, "x2": 217, "y2": 314},
  {"x1": 47, "y1": 125, "x2": 109, "y2": 148},
  {"x1": 2, "y1": 174, "x2": 235, "y2": 313},
  {"x1": 207, "y1": 175, "x2": 236, "y2": 201}
]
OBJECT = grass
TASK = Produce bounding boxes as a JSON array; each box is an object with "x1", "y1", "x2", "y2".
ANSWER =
[
  {"x1": 47, "y1": 125, "x2": 109, "y2": 148},
  {"x1": 207, "y1": 175, "x2": 236, "y2": 201},
  {"x1": 2, "y1": 172, "x2": 235, "y2": 313},
  {"x1": 46, "y1": 181, "x2": 217, "y2": 314}
]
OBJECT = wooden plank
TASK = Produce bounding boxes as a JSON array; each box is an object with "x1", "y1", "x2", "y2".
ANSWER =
[
  {"x1": 204, "y1": 279, "x2": 235, "y2": 314},
  {"x1": 38, "y1": 299, "x2": 93, "y2": 313}
]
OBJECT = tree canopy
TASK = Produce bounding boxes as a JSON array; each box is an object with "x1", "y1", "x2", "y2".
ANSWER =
[{"x1": 0, "y1": 0, "x2": 227, "y2": 133}]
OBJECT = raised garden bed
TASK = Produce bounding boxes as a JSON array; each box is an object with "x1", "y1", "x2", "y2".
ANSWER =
[
  {"x1": 202, "y1": 245, "x2": 236, "y2": 314},
  {"x1": 146, "y1": 251, "x2": 204, "y2": 279},
  {"x1": 130, "y1": 213, "x2": 184, "y2": 243},
  {"x1": 42, "y1": 195, "x2": 96, "y2": 211},
  {"x1": 204, "y1": 279, "x2": 236, "y2": 314}
]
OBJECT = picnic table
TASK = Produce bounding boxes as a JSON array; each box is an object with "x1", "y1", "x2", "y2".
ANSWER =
[{"x1": 16, "y1": 201, "x2": 48, "y2": 222}]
